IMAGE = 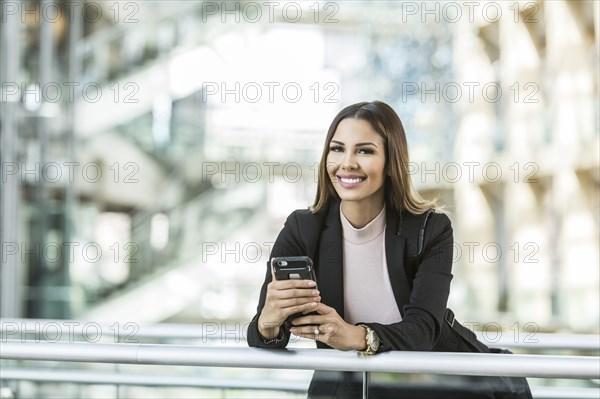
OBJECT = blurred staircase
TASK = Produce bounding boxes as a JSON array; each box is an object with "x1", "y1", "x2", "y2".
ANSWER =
[{"x1": 68, "y1": 1, "x2": 263, "y2": 321}]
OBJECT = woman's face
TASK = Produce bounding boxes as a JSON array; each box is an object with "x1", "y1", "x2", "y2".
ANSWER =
[{"x1": 326, "y1": 118, "x2": 387, "y2": 208}]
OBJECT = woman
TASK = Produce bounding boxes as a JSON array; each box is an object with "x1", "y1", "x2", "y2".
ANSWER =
[{"x1": 247, "y1": 101, "x2": 530, "y2": 398}]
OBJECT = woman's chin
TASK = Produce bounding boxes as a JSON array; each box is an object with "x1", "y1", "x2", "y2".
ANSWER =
[
  {"x1": 334, "y1": 187, "x2": 385, "y2": 205},
  {"x1": 335, "y1": 192, "x2": 367, "y2": 202}
]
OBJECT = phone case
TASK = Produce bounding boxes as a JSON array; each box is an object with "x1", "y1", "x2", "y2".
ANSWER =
[
  {"x1": 271, "y1": 256, "x2": 317, "y2": 285},
  {"x1": 271, "y1": 256, "x2": 319, "y2": 326}
]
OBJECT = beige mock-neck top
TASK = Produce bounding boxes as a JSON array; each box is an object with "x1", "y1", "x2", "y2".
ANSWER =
[{"x1": 340, "y1": 204, "x2": 403, "y2": 325}]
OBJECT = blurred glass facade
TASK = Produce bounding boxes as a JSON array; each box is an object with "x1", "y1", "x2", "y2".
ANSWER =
[{"x1": 1, "y1": 0, "x2": 599, "y2": 397}]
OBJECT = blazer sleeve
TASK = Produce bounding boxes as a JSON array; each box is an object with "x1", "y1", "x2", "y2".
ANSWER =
[
  {"x1": 358, "y1": 212, "x2": 454, "y2": 352},
  {"x1": 247, "y1": 211, "x2": 304, "y2": 348}
]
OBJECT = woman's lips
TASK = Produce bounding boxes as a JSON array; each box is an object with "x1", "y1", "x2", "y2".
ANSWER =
[{"x1": 336, "y1": 175, "x2": 366, "y2": 188}]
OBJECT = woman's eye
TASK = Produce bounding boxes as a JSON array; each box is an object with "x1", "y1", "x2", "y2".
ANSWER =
[{"x1": 328, "y1": 146, "x2": 374, "y2": 154}]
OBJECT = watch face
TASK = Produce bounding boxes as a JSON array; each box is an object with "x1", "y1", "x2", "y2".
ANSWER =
[
  {"x1": 370, "y1": 331, "x2": 380, "y2": 351},
  {"x1": 372, "y1": 340, "x2": 380, "y2": 351}
]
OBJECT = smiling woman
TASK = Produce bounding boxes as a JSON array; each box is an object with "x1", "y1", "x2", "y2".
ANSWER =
[
  {"x1": 313, "y1": 101, "x2": 437, "y2": 219},
  {"x1": 326, "y1": 118, "x2": 388, "y2": 229},
  {"x1": 247, "y1": 101, "x2": 532, "y2": 399}
]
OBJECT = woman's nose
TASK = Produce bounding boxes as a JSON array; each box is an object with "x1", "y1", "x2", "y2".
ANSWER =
[{"x1": 341, "y1": 152, "x2": 358, "y2": 170}]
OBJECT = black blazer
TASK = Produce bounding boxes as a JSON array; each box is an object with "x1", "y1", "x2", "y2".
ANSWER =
[{"x1": 247, "y1": 198, "x2": 455, "y2": 352}]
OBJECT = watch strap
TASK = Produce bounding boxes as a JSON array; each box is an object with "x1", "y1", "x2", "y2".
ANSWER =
[{"x1": 357, "y1": 324, "x2": 378, "y2": 355}]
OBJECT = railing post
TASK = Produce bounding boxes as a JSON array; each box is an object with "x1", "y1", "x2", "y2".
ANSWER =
[
  {"x1": 115, "y1": 363, "x2": 121, "y2": 399},
  {"x1": 362, "y1": 371, "x2": 369, "y2": 399}
]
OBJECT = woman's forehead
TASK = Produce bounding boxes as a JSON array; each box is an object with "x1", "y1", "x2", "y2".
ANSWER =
[{"x1": 332, "y1": 118, "x2": 384, "y2": 144}]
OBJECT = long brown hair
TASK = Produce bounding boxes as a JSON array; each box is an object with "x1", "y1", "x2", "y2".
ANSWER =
[{"x1": 310, "y1": 101, "x2": 439, "y2": 215}]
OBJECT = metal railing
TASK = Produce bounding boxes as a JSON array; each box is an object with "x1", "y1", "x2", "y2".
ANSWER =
[
  {"x1": 1, "y1": 368, "x2": 600, "y2": 399},
  {"x1": 2, "y1": 340, "x2": 599, "y2": 399},
  {"x1": 0, "y1": 368, "x2": 307, "y2": 393},
  {"x1": 2, "y1": 319, "x2": 599, "y2": 351},
  {"x1": 2, "y1": 341, "x2": 598, "y2": 379}
]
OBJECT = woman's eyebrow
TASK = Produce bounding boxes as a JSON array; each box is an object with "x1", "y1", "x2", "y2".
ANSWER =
[
  {"x1": 331, "y1": 140, "x2": 378, "y2": 147},
  {"x1": 355, "y1": 142, "x2": 378, "y2": 147}
]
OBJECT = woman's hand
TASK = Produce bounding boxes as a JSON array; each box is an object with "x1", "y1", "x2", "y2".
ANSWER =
[
  {"x1": 257, "y1": 270, "x2": 321, "y2": 340},
  {"x1": 289, "y1": 303, "x2": 367, "y2": 351}
]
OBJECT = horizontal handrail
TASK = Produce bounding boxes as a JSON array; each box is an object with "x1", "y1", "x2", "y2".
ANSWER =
[
  {"x1": 0, "y1": 368, "x2": 307, "y2": 392},
  {"x1": 1, "y1": 368, "x2": 599, "y2": 399},
  {"x1": 1, "y1": 341, "x2": 599, "y2": 379},
  {"x1": 483, "y1": 332, "x2": 600, "y2": 351},
  {"x1": 2, "y1": 319, "x2": 599, "y2": 351},
  {"x1": 532, "y1": 386, "x2": 600, "y2": 399}
]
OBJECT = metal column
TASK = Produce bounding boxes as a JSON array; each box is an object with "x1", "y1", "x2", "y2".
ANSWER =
[
  {"x1": 1, "y1": 0, "x2": 23, "y2": 318},
  {"x1": 62, "y1": 0, "x2": 83, "y2": 319}
]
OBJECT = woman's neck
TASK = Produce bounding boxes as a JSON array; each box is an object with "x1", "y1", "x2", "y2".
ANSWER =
[{"x1": 340, "y1": 196, "x2": 385, "y2": 229}]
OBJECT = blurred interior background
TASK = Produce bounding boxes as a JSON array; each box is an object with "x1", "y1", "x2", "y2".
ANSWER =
[{"x1": 1, "y1": 0, "x2": 599, "y2": 397}]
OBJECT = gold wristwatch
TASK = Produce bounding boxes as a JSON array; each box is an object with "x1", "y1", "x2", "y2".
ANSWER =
[{"x1": 358, "y1": 324, "x2": 380, "y2": 355}]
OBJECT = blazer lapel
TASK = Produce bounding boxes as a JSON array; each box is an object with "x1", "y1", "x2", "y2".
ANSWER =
[
  {"x1": 385, "y1": 206, "x2": 411, "y2": 317},
  {"x1": 316, "y1": 199, "x2": 345, "y2": 319}
]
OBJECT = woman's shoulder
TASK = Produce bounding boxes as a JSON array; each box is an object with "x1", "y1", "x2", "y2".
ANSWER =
[
  {"x1": 427, "y1": 209, "x2": 452, "y2": 229},
  {"x1": 427, "y1": 208, "x2": 451, "y2": 226},
  {"x1": 274, "y1": 207, "x2": 329, "y2": 257},
  {"x1": 416, "y1": 210, "x2": 453, "y2": 256},
  {"x1": 284, "y1": 206, "x2": 329, "y2": 232},
  {"x1": 399, "y1": 208, "x2": 452, "y2": 254},
  {"x1": 401, "y1": 207, "x2": 452, "y2": 228}
]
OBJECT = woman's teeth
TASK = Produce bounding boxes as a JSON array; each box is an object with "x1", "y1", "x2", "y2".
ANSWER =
[{"x1": 340, "y1": 177, "x2": 364, "y2": 184}]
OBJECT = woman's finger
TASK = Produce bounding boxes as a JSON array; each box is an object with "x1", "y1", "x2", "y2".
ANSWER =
[
  {"x1": 292, "y1": 313, "x2": 325, "y2": 326},
  {"x1": 290, "y1": 325, "x2": 318, "y2": 335},
  {"x1": 270, "y1": 288, "x2": 320, "y2": 300},
  {"x1": 276, "y1": 296, "x2": 321, "y2": 309},
  {"x1": 313, "y1": 302, "x2": 333, "y2": 314},
  {"x1": 282, "y1": 301, "x2": 319, "y2": 317},
  {"x1": 271, "y1": 279, "x2": 316, "y2": 290}
]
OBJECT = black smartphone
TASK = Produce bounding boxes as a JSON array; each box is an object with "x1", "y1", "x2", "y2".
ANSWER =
[
  {"x1": 271, "y1": 256, "x2": 317, "y2": 287},
  {"x1": 271, "y1": 256, "x2": 318, "y2": 326}
]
